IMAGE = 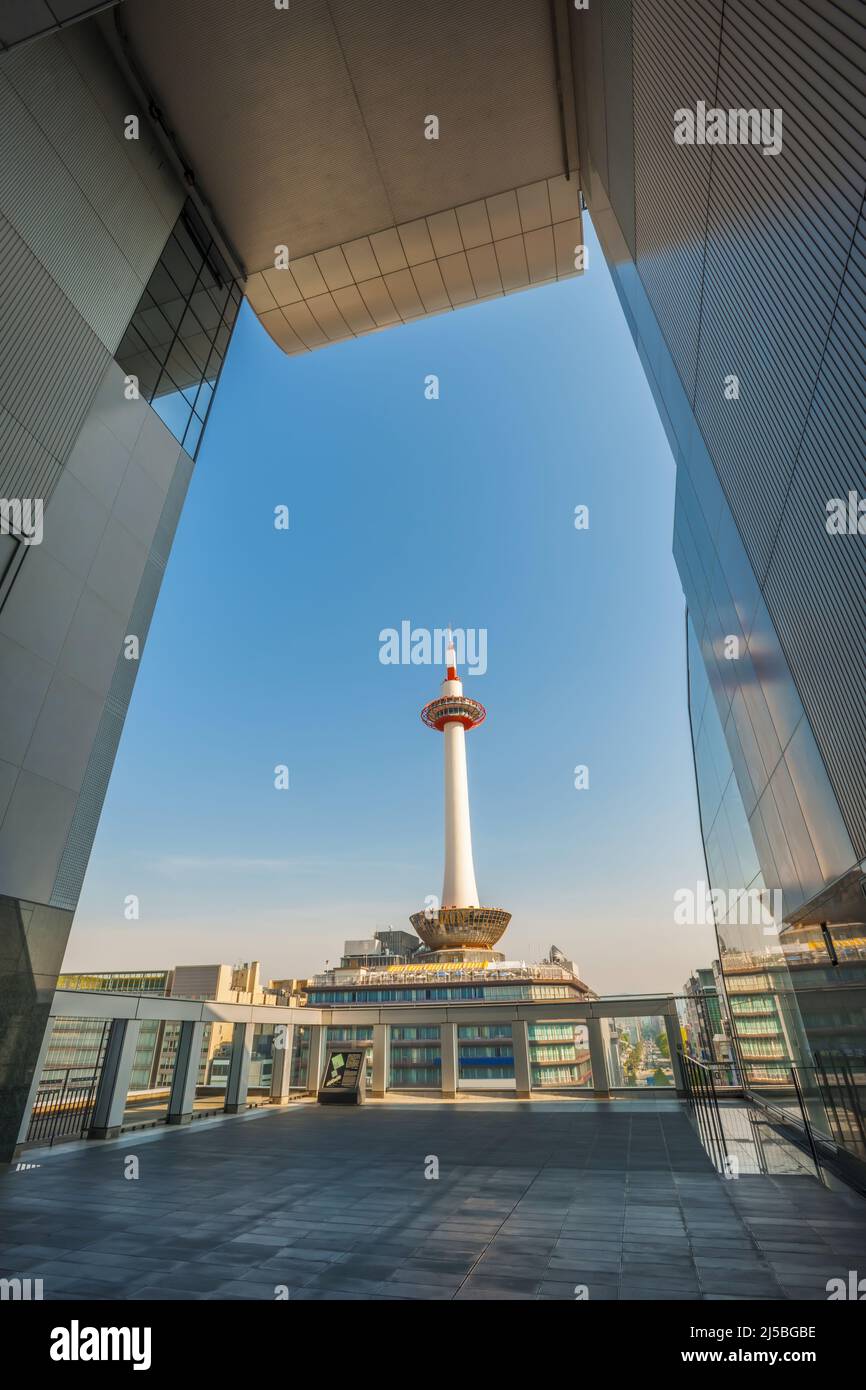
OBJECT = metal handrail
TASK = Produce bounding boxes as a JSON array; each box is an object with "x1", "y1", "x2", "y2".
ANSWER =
[{"x1": 678, "y1": 1050, "x2": 731, "y2": 1175}]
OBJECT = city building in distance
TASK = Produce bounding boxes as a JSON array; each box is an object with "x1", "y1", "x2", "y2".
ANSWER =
[
  {"x1": 42, "y1": 961, "x2": 305, "y2": 1102},
  {"x1": 682, "y1": 967, "x2": 725, "y2": 1065}
]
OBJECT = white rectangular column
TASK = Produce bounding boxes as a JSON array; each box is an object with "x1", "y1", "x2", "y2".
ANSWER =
[
  {"x1": 512, "y1": 1021, "x2": 532, "y2": 1099},
  {"x1": 270, "y1": 1022, "x2": 295, "y2": 1103},
  {"x1": 89, "y1": 1018, "x2": 142, "y2": 1139},
  {"x1": 224, "y1": 1022, "x2": 254, "y2": 1114},
  {"x1": 371, "y1": 1024, "x2": 389, "y2": 1097},
  {"x1": 440, "y1": 1022, "x2": 457, "y2": 1098},
  {"x1": 307, "y1": 1025, "x2": 327, "y2": 1092},
  {"x1": 166, "y1": 1020, "x2": 206, "y2": 1125},
  {"x1": 665, "y1": 1014, "x2": 686, "y2": 1095},
  {"x1": 587, "y1": 1018, "x2": 611, "y2": 1097}
]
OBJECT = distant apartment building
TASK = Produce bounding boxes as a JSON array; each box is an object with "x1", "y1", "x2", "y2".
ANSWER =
[
  {"x1": 711, "y1": 956, "x2": 802, "y2": 1088},
  {"x1": 44, "y1": 960, "x2": 293, "y2": 1096},
  {"x1": 50, "y1": 969, "x2": 175, "y2": 1092},
  {"x1": 682, "y1": 967, "x2": 723, "y2": 1063}
]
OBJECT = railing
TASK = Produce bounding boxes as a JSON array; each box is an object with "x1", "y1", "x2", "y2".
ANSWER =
[
  {"x1": 730, "y1": 1051, "x2": 866, "y2": 1162},
  {"x1": 679, "y1": 1051, "x2": 730, "y2": 1174},
  {"x1": 27, "y1": 1066, "x2": 104, "y2": 1146},
  {"x1": 679, "y1": 1050, "x2": 866, "y2": 1192},
  {"x1": 309, "y1": 963, "x2": 582, "y2": 986},
  {"x1": 811, "y1": 1051, "x2": 866, "y2": 1158}
]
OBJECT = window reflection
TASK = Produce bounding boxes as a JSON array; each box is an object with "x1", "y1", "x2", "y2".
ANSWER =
[{"x1": 116, "y1": 200, "x2": 241, "y2": 458}]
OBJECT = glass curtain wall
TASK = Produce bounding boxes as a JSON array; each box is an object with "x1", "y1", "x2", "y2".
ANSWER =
[
  {"x1": 687, "y1": 613, "x2": 815, "y2": 1099},
  {"x1": 115, "y1": 200, "x2": 241, "y2": 458},
  {"x1": 529, "y1": 1023, "x2": 592, "y2": 1087},
  {"x1": 389, "y1": 1026, "x2": 440, "y2": 1087}
]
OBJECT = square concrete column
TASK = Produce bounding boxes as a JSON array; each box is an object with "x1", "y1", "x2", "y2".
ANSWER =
[
  {"x1": 89, "y1": 1018, "x2": 142, "y2": 1139},
  {"x1": 166, "y1": 1020, "x2": 206, "y2": 1125},
  {"x1": 307, "y1": 1025, "x2": 327, "y2": 1093},
  {"x1": 665, "y1": 1014, "x2": 686, "y2": 1095},
  {"x1": 270, "y1": 1023, "x2": 295, "y2": 1104},
  {"x1": 224, "y1": 1022, "x2": 254, "y2": 1114},
  {"x1": 16, "y1": 1014, "x2": 57, "y2": 1149},
  {"x1": 587, "y1": 1018, "x2": 611, "y2": 1098},
  {"x1": 512, "y1": 1021, "x2": 532, "y2": 1099},
  {"x1": 440, "y1": 1022, "x2": 457, "y2": 1098},
  {"x1": 371, "y1": 1024, "x2": 389, "y2": 1098}
]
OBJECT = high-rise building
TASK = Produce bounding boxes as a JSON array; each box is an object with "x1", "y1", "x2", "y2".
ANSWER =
[
  {"x1": 682, "y1": 966, "x2": 724, "y2": 1064},
  {"x1": 2, "y1": 2, "x2": 865, "y2": 1156},
  {"x1": 571, "y1": 3, "x2": 866, "y2": 1109}
]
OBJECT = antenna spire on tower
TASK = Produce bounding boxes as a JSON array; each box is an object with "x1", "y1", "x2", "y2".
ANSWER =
[{"x1": 445, "y1": 625, "x2": 457, "y2": 681}]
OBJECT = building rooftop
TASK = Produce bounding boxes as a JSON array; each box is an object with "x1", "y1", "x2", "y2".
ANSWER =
[
  {"x1": 309, "y1": 959, "x2": 594, "y2": 997},
  {"x1": 5, "y1": 1100, "x2": 866, "y2": 1301}
]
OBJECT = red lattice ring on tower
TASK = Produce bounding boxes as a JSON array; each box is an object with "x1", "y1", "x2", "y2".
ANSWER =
[{"x1": 420, "y1": 696, "x2": 487, "y2": 731}]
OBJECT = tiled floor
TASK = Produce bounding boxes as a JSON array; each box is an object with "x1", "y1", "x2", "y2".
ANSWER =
[{"x1": 2, "y1": 1100, "x2": 865, "y2": 1300}]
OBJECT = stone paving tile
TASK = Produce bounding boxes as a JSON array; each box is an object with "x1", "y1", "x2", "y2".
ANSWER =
[
  {"x1": 379, "y1": 1280, "x2": 455, "y2": 1300},
  {"x1": 548, "y1": 1257, "x2": 622, "y2": 1276},
  {"x1": 390, "y1": 1266, "x2": 465, "y2": 1288},
  {"x1": 4, "y1": 1102, "x2": 866, "y2": 1301}
]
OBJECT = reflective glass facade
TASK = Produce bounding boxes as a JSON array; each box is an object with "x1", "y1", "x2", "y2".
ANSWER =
[
  {"x1": 390, "y1": 1026, "x2": 441, "y2": 1087},
  {"x1": 571, "y1": 2, "x2": 866, "y2": 1143},
  {"x1": 116, "y1": 201, "x2": 241, "y2": 458},
  {"x1": 529, "y1": 1022, "x2": 592, "y2": 1088},
  {"x1": 289, "y1": 1026, "x2": 311, "y2": 1090},
  {"x1": 381, "y1": 1022, "x2": 594, "y2": 1089},
  {"x1": 687, "y1": 612, "x2": 813, "y2": 1086}
]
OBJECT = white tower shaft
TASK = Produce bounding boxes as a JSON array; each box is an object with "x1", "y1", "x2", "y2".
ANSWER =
[{"x1": 441, "y1": 675, "x2": 480, "y2": 907}]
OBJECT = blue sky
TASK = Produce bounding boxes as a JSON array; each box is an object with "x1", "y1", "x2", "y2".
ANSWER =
[{"x1": 68, "y1": 216, "x2": 715, "y2": 993}]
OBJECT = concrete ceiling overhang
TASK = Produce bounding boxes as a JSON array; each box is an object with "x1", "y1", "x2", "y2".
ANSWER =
[{"x1": 109, "y1": 0, "x2": 582, "y2": 354}]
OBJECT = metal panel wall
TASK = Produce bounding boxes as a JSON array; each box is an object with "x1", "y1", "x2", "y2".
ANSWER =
[
  {"x1": 632, "y1": 0, "x2": 722, "y2": 402},
  {"x1": 0, "y1": 361, "x2": 187, "y2": 904},
  {"x1": 0, "y1": 24, "x2": 183, "y2": 503},
  {"x1": 600, "y1": 0, "x2": 636, "y2": 259},
  {"x1": 0, "y1": 27, "x2": 182, "y2": 355},
  {"x1": 51, "y1": 414, "x2": 193, "y2": 910},
  {"x1": 0, "y1": 22, "x2": 187, "y2": 1159},
  {"x1": 573, "y1": 0, "x2": 866, "y2": 877},
  {"x1": 0, "y1": 213, "x2": 110, "y2": 500},
  {"x1": 764, "y1": 196, "x2": 866, "y2": 853},
  {"x1": 694, "y1": 0, "x2": 864, "y2": 579},
  {"x1": 0, "y1": 3, "x2": 120, "y2": 52}
]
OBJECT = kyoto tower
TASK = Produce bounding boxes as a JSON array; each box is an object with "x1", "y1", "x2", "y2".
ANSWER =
[{"x1": 409, "y1": 631, "x2": 511, "y2": 961}]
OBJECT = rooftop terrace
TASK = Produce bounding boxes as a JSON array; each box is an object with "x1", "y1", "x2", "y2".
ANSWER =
[{"x1": 3, "y1": 1099, "x2": 866, "y2": 1301}]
